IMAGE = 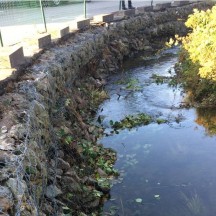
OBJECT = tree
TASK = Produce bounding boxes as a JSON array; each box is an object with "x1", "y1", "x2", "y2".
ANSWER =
[{"x1": 182, "y1": 6, "x2": 216, "y2": 80}]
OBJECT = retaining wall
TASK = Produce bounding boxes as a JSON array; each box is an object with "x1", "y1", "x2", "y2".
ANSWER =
[{"x1": 0, "y1": 2, "x2": 213, "y2": 215}]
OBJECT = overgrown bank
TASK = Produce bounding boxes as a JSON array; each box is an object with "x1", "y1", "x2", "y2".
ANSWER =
[
  {"x1": 174, "y1": 5, "x2": 216, "y2": 107},
  {"x1": 0, "y1": 2, "x2": 214, "y2": 215}
]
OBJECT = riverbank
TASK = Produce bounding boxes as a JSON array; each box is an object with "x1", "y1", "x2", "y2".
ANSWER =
[
  {"x1": 174, "y1": 49, "x2": 216, "y2": 108},
  {"x1": 100, "y1": 46, "x2": 216, "y2": 215},
  {"x1": 0, "y1": 2, "x2": 214, "y2": 215}
]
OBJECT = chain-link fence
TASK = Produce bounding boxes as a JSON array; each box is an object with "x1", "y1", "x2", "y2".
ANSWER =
[
  {"x1": 0, "y1": 1, "x2": 43, "y2": 46},
  {"x1": 0, "y1": 0, "x2": 88, "y2": 46},
  {"x1": 0, "y1": 0, "x2": 162, "y2": 47}
]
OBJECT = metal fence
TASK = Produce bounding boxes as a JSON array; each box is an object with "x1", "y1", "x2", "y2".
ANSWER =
[
  {"x1": 0, "y1": 0, "x2": 154, "y2": 47},
  {"x1": 0, "y1": 0, "x2": 89, "y2": 47}
]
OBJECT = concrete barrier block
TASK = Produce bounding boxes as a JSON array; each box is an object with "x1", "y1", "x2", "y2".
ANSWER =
[
  {"x1": 60, "y1": 26, "x2": 70, "y2": 38},
  {"x1": 124, "y1": 8, "x2": 136, "y2": 16},
  {"x1": 172, "y1": 1, "x2": 190, "y2": 6},
  {"x1": 0, "y1": 46, "x2": 25, "y2": 69},
  {"x1": 77, "y1": 19, "x2": 90, "y2": 30},
  {"x1": 93, "y1": 13, "x2": 114, "y2": 23},
  {"x1": 116, "y1": 9, "x2": 136, "y2": 17},
  {"x1": 136, "y1": 6, "x2": 153, "y2": 14},
  {"x1": 38, "y1": 34, "x2": 51, "y2": 49},
  {"x1": 154, "y1": 3, "x2": 171, "y2": 11}
]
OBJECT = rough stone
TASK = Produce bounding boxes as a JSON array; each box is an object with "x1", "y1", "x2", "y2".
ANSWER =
[
  {"x1": 57, "y1": 158, "x2": 70, "y2": 171},
  {"x1": 62, "y1": 176, "x2": 82, "y2": 193},
  {"x1": 82, "y1": 176, "x2": 97, "y2": 185},
  {"x1": 0, "y1": 172, "x2": 9, "y2": 182},
  {"x1": 48, "y1": 168, "x2": 63, "y2": 176},
  {"x1": 0, "y1": 138, "x2": 15, "y2": 151},
  {"x1": 57, "y1": 150, "x2": 64, "y2": 158},
  {"x1": 6, "y1": 178, "x2": 27, "y2": 199},
  {"x1": 97, "y1": 168, "x2": 108, "y2": 177},
  {"x1": 45, "y1": 185, "x2": 62, "y2": 199},
  {"x1": 64, "y1": 170, "x2": 80, "y2": 182},
  {"x1": 0, "y1": 152, "x2": 11, "y2": 164},
  {"x1": 0, "y1": 186, "x2": 13, "y2": 198},
  {"x1": 0, "y1": 186, "x2": 13, "y2": 213},
  {"x1": 1, "y1": 126, "x2": 7, "y2": 134},
  {"x1": 8, "y1": 124, "x2": 26, "y2": 140}
]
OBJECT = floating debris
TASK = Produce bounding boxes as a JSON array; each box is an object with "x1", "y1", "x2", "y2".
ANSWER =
[{"x1": 135, "y1": 198, "x2": 143, "y2": 203}]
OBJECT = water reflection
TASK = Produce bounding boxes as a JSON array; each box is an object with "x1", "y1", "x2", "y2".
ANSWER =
[
  {"x1": 98, "y1": 48, "x2": 216, "y2": 216},
  {"x1": 196, "y1": 108, "x2": 216, "y2": 136}
]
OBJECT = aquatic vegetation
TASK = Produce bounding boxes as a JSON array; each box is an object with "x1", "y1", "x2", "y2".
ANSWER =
[
  {"x1": 90, "y1": 89, "x2": 110, "y2": 107},
  {"x1": 156, "y1": 118, "x2": 168, "y2": 124},
  {"x1": 104, "y1": 206, "x2": 118, "y2": 216},
  {"x1": 175, "y1": 113, "x2": 185, "y2": 123},
  {"x1": 182, "y1": 192, "x2": 204, "y2": 215},
  {"x1": 109, "y1": 113, "x2": 169, "y2": 131},
  {"x1": 116, "y1": 78, "x2": 142, "y2": 91},
  {"x1": 93, "y1": 190, "x2": 103, "y2": 198},
  {"x1": 110, "y1": 113, "x2": 152, "y2": 130},
  {"x1": 78, "y1": 140, "x2": 118, "y2": 176},
  {"x1": 151, "y1": 74, "x2": 171, "y2": 85}
]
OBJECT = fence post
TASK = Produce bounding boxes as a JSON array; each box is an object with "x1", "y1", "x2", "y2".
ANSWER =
[
  {"x1": 84, "y1": 0, "x2": 86, "y2": 18},
  {"x1": 39, "y1": 0, "x2": 47, "y2": 32},
  {"x1": 0, "y1": 30, "x2": 3, "y2": 47}
]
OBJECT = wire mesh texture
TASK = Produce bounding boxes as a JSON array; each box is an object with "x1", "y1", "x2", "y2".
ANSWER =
[
  {"x1": 0, "y1": 0, "x2": 87, "y2": 47},
  {"x1": 0, "y1": 1, "x2": 44, "y2": 46}
]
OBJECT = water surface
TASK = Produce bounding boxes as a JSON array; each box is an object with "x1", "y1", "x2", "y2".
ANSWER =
[{"x1": 98, "y1": 47, "x2": 216, "y2": 216}]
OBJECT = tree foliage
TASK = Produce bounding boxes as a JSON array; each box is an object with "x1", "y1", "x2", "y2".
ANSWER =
[{"x1": 182, "y1": 6, "x2": 216, "y2": 80}]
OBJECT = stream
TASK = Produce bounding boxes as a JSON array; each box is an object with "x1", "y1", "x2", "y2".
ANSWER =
[{"x1": 97, "y1": 47, "x2": 216, "y2": 216}]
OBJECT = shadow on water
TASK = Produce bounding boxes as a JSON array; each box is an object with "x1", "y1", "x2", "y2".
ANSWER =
[
  {"x1": 196, "y1": 108, "x2": 216, "y2": 136},
  {"x1": 96, "y1": 47, "x2": 216, "y2": 216}
]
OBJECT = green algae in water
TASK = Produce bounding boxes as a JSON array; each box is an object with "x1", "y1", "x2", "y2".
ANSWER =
[
  {"x1": 115, "y1": 78, "x2": 141, "y2": 91},
  {"x1": 109, "y1": 113, "x2": 168, "y2": 131},
  {"x1": 110, "y1": 113, "x2": 152, "y2": 130}
]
